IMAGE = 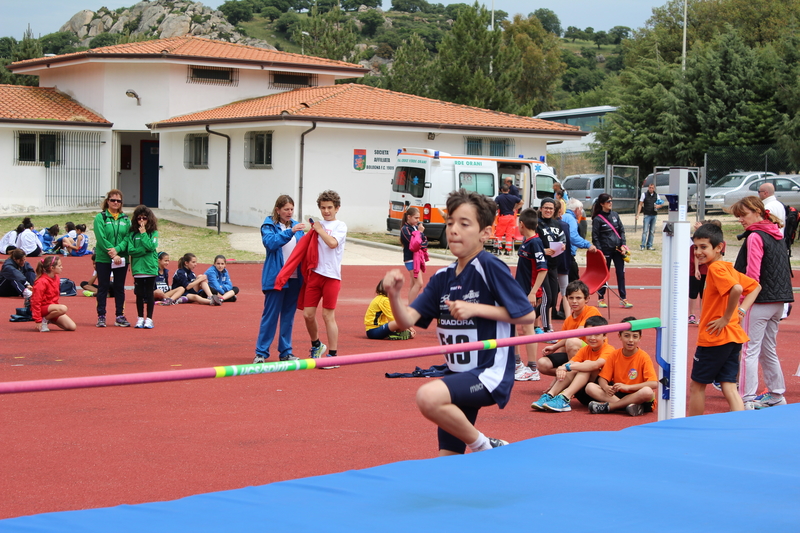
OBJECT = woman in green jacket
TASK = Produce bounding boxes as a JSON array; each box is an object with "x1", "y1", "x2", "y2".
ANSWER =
[
  {"x1": 120, "y1": 205, "x2": 159, "y2": 329},
  {"x1": 93, "y1": 189, "x2": 131, "y2": 328}
]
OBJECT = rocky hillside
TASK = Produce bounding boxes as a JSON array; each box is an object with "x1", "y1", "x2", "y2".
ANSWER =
[{"x1": 59, "y1": 0, "x2": 275, "y2": 49}]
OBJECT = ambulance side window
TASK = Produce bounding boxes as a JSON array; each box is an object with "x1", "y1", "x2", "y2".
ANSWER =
[
  {"x1": 392, "y1": 166, "x2": 426, "y2": 197},
  {"x1": 459, "y1": 173, "x2": 494, "y2": 196}
]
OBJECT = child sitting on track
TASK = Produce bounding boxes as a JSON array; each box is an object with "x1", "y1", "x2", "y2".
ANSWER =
[
  {"x1": 383, "y1": 189, "x2": 535, "y2": 456},
  {"x1": 154, "y1": 252, "x2": 185, "y2": 305},
  {"x1": 63, "y1": 224, "x2": 92, "y2": 256},
  {"x1": 80, "y1": 253, "x2": 100, "y2": 297},
  {"x1": 537, "y1": 280, "x2": 601, "y2": 376},
  {"x1": 30, "y1": 256, "x2": 76, "y2": 332},
  {"x1": 171, "y1": 253, "x2": 221, "y2": 305},
  {"x1": 586, "y1": 317, "x2": 658, "y2": 416},
  {"x1": 532, "y1": 315, "x2": 615, "y2": 412},
  {"x1": 365, "y1": 279, "x2": 416, "y2": 340},
  {"x1": 204, "y1": 255, "x2": 240, "y2": 303}
]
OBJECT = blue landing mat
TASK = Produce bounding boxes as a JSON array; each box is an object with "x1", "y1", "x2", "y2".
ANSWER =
[{"x1": 4, "y1": 405, "x2": 800, "y2": 532}]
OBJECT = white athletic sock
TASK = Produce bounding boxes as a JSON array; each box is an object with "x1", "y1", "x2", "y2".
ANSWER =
[{"x1": 467, "y1": 433, "x2": 490, "y2": 453}]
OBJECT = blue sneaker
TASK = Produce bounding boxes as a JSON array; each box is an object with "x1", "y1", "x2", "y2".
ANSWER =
[
  {"x1": 753, "y1": 392, "x2": 787, "y2": 408},
  {"x1": 310, "y1": 342, "x2": 327, "y2": 359},
  {"x1": 543, "y1": 393, "x2": 572, "y2": 412},
  {"x1": 534, "y1": 327, "x2": 545, "y2": 335},
  {"x1": 531, "y1": 392, "x2": 553, "y2": 411}
]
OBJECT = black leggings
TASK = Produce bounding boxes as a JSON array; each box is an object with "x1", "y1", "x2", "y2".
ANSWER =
[
  {"x1": 134, "y1": 276, "x2": 156, "y2": 318},
  {"x1": 597, "y1": 249, "x2": 627, "y2": 300},
  {"x1": 96, "y1": 262, "x2": 127, "y2": 317}
]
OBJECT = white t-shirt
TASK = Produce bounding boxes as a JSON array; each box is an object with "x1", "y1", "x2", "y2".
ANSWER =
[
  {"x1": 763, "y1": 196, "x2": 786, "y2": 236},
  {"x1": 0, "y1": 230, "x2": 17, "y2": 253},
  {"x1": 313, "y1": 219, "x2": 347, "y2": 280},
  {"x1": 15, "y1": 229, "x2": 40, "y2": 255}
]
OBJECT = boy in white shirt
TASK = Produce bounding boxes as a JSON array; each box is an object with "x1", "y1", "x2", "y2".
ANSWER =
[{"x1": 304, "y1": 190, "x2": 347, "y2": 369}]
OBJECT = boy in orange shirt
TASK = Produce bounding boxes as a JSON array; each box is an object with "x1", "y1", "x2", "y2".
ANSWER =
[
  {"x1": 537, "y1": 280, "x2": 601, "y2": 376},
  {"x1": 533, "y1": 315, "x2": 616, "y2": 411},
  {"x1": 687, "y1": 224, "x2": 760, "y2": 416},
  {"x1": 586, "y1": 316, "x2": 658, "y2": 416}
]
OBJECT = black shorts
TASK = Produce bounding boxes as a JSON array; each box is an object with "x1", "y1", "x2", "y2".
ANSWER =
[
  {"x1": 689, "y1": 275, "x2": 706, "y2": 300},
  {"x1": 574, "y1": 376, "x2": 599, "y2": 406},
  {"x1": 544, "y1": 352, "x2": 569, "y2": 368},
  {"x1": 438, "y1": 372, "x2": 496, "y2": 454},
  {"x1": 691, "y1": 342, "x2": 741, "y2": 384}
]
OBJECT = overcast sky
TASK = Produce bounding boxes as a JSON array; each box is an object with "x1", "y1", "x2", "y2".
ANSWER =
[{"x1": 0, "y1": 0, "x2": 665, "y2": 40}]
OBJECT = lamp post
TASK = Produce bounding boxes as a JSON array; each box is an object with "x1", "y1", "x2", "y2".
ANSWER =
[
  {"x1": 301, "y1": 31, "x2": 310, "y2": 55},
  {"x1": 681, "y1": 0, "x2": 688, "y2": 71}
]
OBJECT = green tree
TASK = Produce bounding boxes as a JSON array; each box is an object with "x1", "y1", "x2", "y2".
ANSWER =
[
  {"x1": 4, "y1": 25, "x2": 41, "y2": 86},
  {"x1": 592, "y1": 30, "x2": 609, "y2": 49},
  {"x1": 608, "y1": 26, "x2": 631, "y2": 45},
  {"x1": 435, "y1": 2, "x2": 523, "y2": 113},
  {"x1": 390, "y1": 0, "x2": 430, "y2": 13},
  {"x1": 219, "y1": 0, "x2": 254, "y2": 25},
  {"x1": 0, "y1": 37, "x2": 17, "y2": 59},
  {"x1": 40, "y1": 32, "x2": 79, "y2": 55},
  {"x1": 358, "y1": 9, "x2": 385, "y2": 37},
  {"x1": 530, "y1": 8, "x2": 561, "y2": 36},
  {"x1": 293, "y1": 5, "x2": 358, "y2": 61},
  {"x1": 564, "y1": 26, "x2": 582, "y2": 43},
  {"x1": 502, "y1": 14, "x2": 565, "y2": 115},
  {"x1": 445, "y1": 3, "x2": 471, "y2": 19},
  {"x1": 276, "y1": 11, "x2": 301, "y2": 33},
  {"x1": 382, "y1": 33, "x2": 434, "y2": 97},
  {"x1": 261, "y1": 6, "x2": 282, "y2": 21},
  {"x1": 89, "y1": 33, "x2": 119, "y2": 49}
]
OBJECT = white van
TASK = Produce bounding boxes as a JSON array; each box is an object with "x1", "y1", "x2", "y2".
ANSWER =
[{"x1": 387, "y1": 148, "x2": 558, "y2": 246}]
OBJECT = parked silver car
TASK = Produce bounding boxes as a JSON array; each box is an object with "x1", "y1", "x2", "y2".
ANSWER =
[
  {"x1": 642, "y1": 170, "x2": 698, "y2": 205},
  {"x1": 562, "y1": 173, "x2": 638, "y2": 212},
  {"x1": 690, "y1": 171, "x2": 776, "y2": 211},
  {"x1": 722, "y1": 175, "x2": 800, "y2": 209}
]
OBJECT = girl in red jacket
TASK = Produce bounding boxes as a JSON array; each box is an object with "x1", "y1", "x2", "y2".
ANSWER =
[{"x1": 31, "y1": 256, "x2": 76, "y2": 332}]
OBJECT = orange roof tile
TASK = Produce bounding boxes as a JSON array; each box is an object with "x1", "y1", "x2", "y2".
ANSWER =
[
  {"x1": 150, "y1": 84, "x2": 583, "y2": 135},
  {"x1": 0, "y1": 85, "x2": 110, "y2": 125},
  {"x1": 10, "y1": 36, "x2": 366, "y2": 74}
]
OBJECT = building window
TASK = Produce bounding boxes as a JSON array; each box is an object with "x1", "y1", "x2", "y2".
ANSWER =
[
  {"x1": 16, "y1": 131, "x2": 59, "y2": 165},
  {"x1": 244, "y1": 131, "x2": 273, "y2": 169},
  {"x1": 270, "y1": 71, "x2": 317, "y2": 89},
  {"x1": 184, "y1": 134, "x2": 209, "y2": 169},
  {"x1": 464, "y1": 137, "x2": 514, "y2": 157},
  {"x1": 187, "y1": 65, "x2": 239, "y2": 86}
]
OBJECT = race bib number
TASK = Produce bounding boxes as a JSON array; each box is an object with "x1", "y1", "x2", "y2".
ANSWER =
[
  {"x1": 156, "y1": 282, "x2": 169, "y2": 292},
  {"x1": 436, "y1": 326, "x2": 478, "y2": 371}
]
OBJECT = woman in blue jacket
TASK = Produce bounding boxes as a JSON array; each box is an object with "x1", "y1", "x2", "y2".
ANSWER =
[
  {"x1": 204, "y1": 255, "x2": 239, "y2": 302},
  {"x1": 254, "y1": 195, "x2": 307, "y2": 363}
]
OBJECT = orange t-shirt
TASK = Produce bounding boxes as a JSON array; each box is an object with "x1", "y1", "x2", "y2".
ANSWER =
[
  {"x1": 571, "y1": 340, "x2": 615, "y2": 364},
  {"x1": 563, "y1": 305, "x2": 602, "y2": 343},
  {"x1": 697, "y1": 260, "x2": 758, "y2": 347}
]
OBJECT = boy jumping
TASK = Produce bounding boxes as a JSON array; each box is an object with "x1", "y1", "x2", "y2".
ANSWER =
[
  {"x1": 688, "y1": 224, "x2": 760, "y2": 416},
  {"x1": 384, "y1": 189, "x2": 535, "y2": 456}
]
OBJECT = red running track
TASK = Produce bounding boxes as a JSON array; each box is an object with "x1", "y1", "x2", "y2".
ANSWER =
[{"x1": 1, "y1": 257, "x2": 799, "y2": 518}]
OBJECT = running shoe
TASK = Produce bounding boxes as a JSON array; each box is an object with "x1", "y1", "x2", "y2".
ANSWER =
[
  {"x1": 116, "y1": 315, "x2": 130, "y2": 327},
  {"x1": 144, "y1": 318, "x2": 154, "y2": 329},
  {"x1": 543, "y1": 393, "x2": 572, "y2": 412},
  {"x1": 388, "y1": 330, "x2": 413, "y2": 340},
  {"x1": 588, "y1": 401, "x2": 610, "y2": 414},
  {"x1": 688, "y1": 314, "x2": 697, "y2": 325},
  {"x1": 39, "y1": 317, "x2": 50, "y2": 332},
  {"x1": 620, "y1": 300, "x2": 634, "y2": 308},
  {"x1": 280, "y1": 354, "x2": 299, "y2": 361},
  {"x1": 743, "y1": 401, "x2": 757, "y2": 410},
  {"x1": 515, "y1": 365, "x2": 538, "y2": 382},
  {"x1": 534, "y1": 327, "x2": 545, "y2": 335},
  {"x1": 711, "y1": 382, "x2": 722, "y2": 391},
  {"x1": 753, "y1": 393, "x2": 787, "y2": 409},
  {"x1": 96, "y1": 315, "x2": 106, "y2": 328},
  {"x1": 210, "y1": 294, "x2": 223, "y2": 306},
  {"x1": 175, "y1": 296, "x2": 189, "y2": 304},
  {"x1": 531, "y1": 392, "x2": 553, "y2": 410},
  {"x1": 598, "y1": 300, "x2": 608, "y2": 308},
  {"x1": 160, "y1": 298, "x2": 173, "y2": 306},
  {"x1": 488, "y1": 437, "x2": 508, "y2": 448},
  {"x1": 135, "y1": 317, "x2": 145, "y2": 329},
  {"x1": 310, "y1": 342, "x2": 327, "y2": 359},
  {"x1": 253, "y1": 355, "x2": 265, "y2": 364},
  {"x1": 625, "y1": 404, "x2": 645, "y2": 417}
]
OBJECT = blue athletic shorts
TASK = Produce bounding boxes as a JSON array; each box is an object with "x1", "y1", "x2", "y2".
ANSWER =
[
  {"x1": 437, "y1": 371, "x2": 496, "y2": 454},
  {"x1": 691, "y1": 342, "x2": 741, "y2": 384}
]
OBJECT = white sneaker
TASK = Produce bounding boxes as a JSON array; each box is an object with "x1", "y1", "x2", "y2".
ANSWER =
[
  {"x1": 143, "y1": 318, "x2": 154, "y2": 329},
  {"x1": 40, "y1": 317, "x2": 50, "y2": 332},
  {"x1": 515, "y1": 365, "x2": 539, "y2": 381},
  {"x1": 135, "y1": 317, "x2": 145, "y2": 329},
  {"x1": 753, "y1": 393, "x2": 787, "y2": 408}
]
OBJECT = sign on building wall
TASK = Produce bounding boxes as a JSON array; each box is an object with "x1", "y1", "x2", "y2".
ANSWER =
[{"x1": 352, "y1": 148, "x2": 395, "y2": 173}]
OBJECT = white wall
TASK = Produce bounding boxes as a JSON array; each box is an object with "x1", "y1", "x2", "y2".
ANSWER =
[{"x1": 156, "y1": 122, "x2": 550, "y2": 232}]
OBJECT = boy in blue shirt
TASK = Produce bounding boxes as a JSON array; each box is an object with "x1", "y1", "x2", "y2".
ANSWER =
[
  {"x1": 384, "y1": 189, "x2": 535, "y2": 456},
  {"x1": 514, "y1": 208, "x2": 548, "y2": 381}
]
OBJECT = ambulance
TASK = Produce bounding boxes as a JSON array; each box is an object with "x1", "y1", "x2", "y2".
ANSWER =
[{"x1": 386, "y1": 147, "x2": 559, "y2": 247}]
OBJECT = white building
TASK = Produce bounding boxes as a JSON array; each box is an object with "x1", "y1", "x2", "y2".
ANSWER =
[{"x1": 5, "y1": 36, "x2": 583, "y2": 230}]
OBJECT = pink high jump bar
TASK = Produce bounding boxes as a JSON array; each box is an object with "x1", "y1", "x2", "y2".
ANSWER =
[{"x1": 0, "y1": 319, "x2": 659, "y2": 395}]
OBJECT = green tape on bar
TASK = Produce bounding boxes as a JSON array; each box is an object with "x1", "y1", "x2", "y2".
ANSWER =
[{"x1": 628, "y1": 317, "x2": 661, "y2": 331}]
